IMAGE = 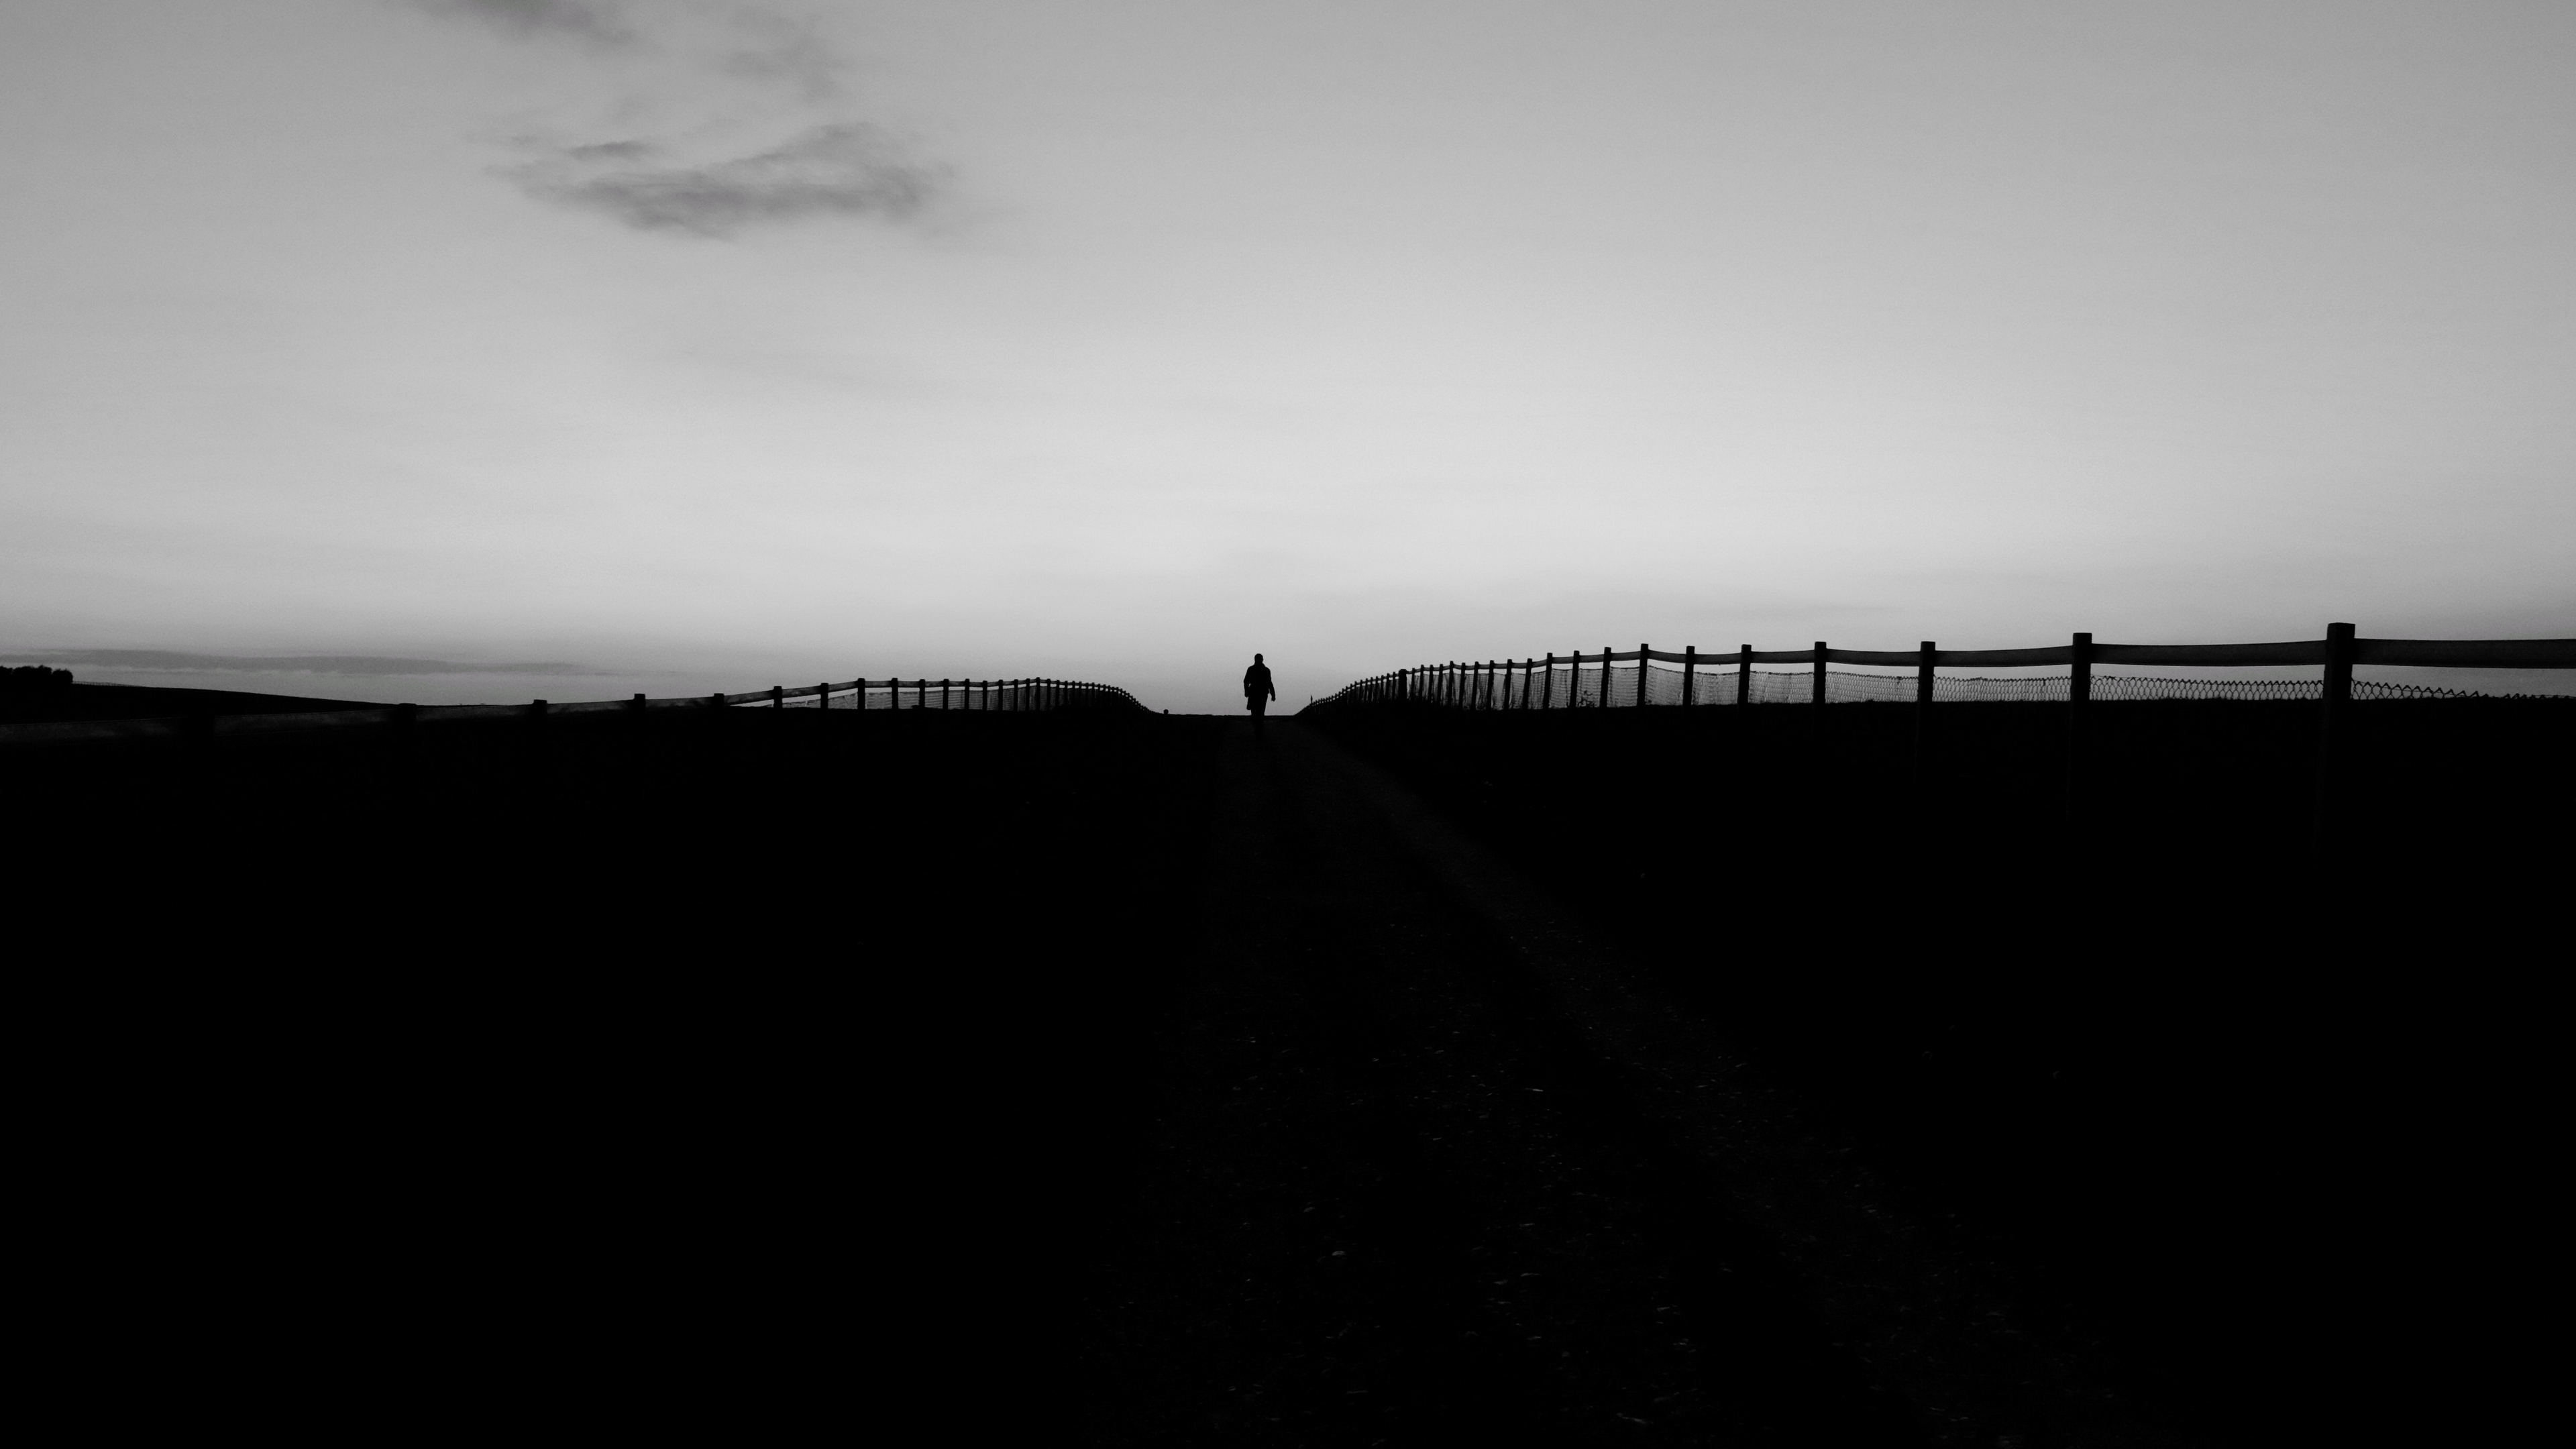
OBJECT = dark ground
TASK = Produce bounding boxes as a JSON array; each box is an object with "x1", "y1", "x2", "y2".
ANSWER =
[
  {"x1": 9, "y1": 696, "x2": 2564, "y2": 1442},
  {"x1": 0, "y1": 680, "x2": 374, "y2": 722}
]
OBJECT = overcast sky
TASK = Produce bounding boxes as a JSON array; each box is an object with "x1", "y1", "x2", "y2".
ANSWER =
[{"x1": 3, "y1": 1, "x2": 2570, "y2": 709}]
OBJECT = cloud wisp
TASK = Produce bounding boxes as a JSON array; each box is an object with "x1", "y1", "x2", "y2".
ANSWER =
[
  {"x1": 5, "y1": 650, "x2": 604, "y2": 678},
  {"x1": 415, "y1": 0, "x2": 635, "y2": 47},
  {"x1": 506, "y1": 123, "x2": 945, "y2": 235},
  {"x1": 717, "y1": 7, "x2": 844, "y2": 101},
  {"x1": 417, "y1": 0, "x2": 947, "y2": 237}
]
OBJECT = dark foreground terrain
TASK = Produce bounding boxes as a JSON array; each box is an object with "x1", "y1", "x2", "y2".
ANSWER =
[
  {"x1": 9, "y1": 696, "x2": 2565, "y2": 1443},
  {"x1": 0, "y1": 680, "x2": 374, "y2": 722}
]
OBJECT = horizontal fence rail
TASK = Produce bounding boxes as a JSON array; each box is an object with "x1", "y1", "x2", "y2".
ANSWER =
[
  {"x1": 1303, "y1": 625, "x2": 2576, "y2": 873},
  {"x1": 1311, "y1": 630, "x2": 2576, "y2": 713},
  {"x1": 0, "y1": 674, "x2": 1149, "y2": 748}
]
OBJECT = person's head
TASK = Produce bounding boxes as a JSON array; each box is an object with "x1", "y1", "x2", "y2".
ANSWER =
[{"x1": 1254, "y1": 653, "x2": 1264, "y2": 663}]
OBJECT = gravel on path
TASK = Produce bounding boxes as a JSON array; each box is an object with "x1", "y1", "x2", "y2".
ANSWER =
[{"x1": 1083, "y1": 720, "x2": 2178, "y2": 1448}]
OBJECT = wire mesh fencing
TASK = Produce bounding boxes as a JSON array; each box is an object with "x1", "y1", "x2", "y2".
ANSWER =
[
  {"x1": 1314, "y1": 629, "x2": 2576, "y2": 714},
  {"x1": 0, "y1": 673, "x2": 1150, "y2": 749},
  {"x1": 765, "y1": 678, "x2": 1147, "y2": 711},
  {"x1": 1342, "y1": 661, "x2": 2480, "y2": 710}
]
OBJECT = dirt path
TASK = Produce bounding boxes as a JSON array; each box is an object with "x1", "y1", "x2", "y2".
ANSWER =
[{"x1": 1079, "y1": 720, "x2": 2127, "y2": 1446}]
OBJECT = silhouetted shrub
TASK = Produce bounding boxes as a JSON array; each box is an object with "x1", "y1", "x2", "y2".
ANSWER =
[{"x1": 1, "y1": 665, "x2": 73, "y2": 690}]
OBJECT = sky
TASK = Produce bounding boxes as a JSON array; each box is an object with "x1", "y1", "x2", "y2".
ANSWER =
[{"x1": 3, "y1": 0, "x2": 2571, "y2": 711}]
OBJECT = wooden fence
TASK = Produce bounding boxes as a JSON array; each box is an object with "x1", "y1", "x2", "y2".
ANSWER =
[
  {"x1": 0, "y1": 674, "x2": 1148, "y2": 749},
  {"x1": 1306, "y1": 625, "x2": 2576, "y2": 869},
  {"x1": 1313, "y1": 628, "x2": 2576, "y2": 713}
]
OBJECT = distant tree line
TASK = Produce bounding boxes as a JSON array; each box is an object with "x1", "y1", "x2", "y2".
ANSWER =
[{"x1": 2, "y1": 665, "x2": 74, "y2": 690}]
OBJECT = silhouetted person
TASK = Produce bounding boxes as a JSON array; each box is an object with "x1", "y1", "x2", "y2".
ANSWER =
[{"x1": 1244, "y1": 653, "x2": 1275, "y2": 733}]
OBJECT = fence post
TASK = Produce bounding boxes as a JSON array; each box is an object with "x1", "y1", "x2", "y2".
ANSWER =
[
  {"x1": 1538, "y1": 654, "x2": 1554, "y2": 710},
  {"x1": 1810, "y1": 643, "x2": 1828, "y2": 759},
  {"x1": 1603, "y1": 647, "x2": 1614, "y2": 708},
  {"x1": 2065, "y1": 631, "x2": 2094, "y2": 825},
  {"x1": 1638, "y1": 644, "x2": 1652, "y2": 707},
  {"x1": 1914, "y1": 641, "x2": 1935, "y2": 795},
  {"x1": 818, "y1": 682, "x2": 829, "y2": 712},
  {"x1": 2313, "y1": 621, "x2": 2356, "y2": 873},
  {"x1": 771, "y1": 685, "x2": 784, "y2": 710},
  {"x1": 1682, "y1": 646, "x2": 1697, "y2": 707},
  {"x1": 1737, "y1": 645, "x2": 1752, "y2": 706}
]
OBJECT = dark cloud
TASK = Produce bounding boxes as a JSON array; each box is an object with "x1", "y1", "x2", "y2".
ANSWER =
[
  {"x1": 414, "y1": 0, "x2": 635, "y2": 46},
  {"x1": 508, "y1": 123, "x2": 945, "y2": 236},
  {"x1": 4, "y1": 650, "x2": 603, "y2": 677}
]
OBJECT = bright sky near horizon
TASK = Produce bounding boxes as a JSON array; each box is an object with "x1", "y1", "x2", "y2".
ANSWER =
[{"x1": 3, "y1": 0, "x2": 2571, "y2": 710}]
